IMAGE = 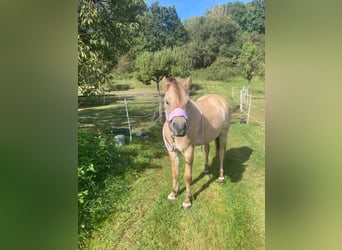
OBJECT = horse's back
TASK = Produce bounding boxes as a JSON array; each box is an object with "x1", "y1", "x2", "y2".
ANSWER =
[
  {"x1": 197, "y1": 94, "x2": 229, "y2": 109},
  {"x1": 197, "y1": 94, "x2": 230, "y2": 122}
]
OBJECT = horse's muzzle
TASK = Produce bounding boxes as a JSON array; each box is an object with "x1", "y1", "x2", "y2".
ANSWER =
[{"x1": 169, "y1": 117, "x2": 187, "y2": 136}]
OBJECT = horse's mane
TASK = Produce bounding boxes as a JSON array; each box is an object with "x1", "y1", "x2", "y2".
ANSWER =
[{"x1": 168, "y1": 77, "x2": 179, "y2": 84}]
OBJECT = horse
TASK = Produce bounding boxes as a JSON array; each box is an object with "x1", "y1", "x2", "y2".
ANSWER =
[{"x1": 162, "y1": 76, "x2": 231, "y2": 208}]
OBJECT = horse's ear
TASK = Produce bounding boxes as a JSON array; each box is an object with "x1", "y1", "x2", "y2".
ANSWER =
[
  {"x1": 183, "y1": 76, "x2": 192, "y2": 91},
  {"x1": 161, "y1": 77, "x2": 170, "y2": 92}
]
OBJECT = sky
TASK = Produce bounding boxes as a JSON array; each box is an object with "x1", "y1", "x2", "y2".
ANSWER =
[{"x1": 146, "y1": 0, "x2": 252, "y2": 21}]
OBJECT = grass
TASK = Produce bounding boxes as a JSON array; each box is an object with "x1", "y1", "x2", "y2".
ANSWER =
[{"x1": 78, "y1": 78, "x2": 265, "y2": 249}]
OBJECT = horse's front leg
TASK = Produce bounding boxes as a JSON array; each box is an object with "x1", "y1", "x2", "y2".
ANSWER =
[
  {"x1": 167, "y1": 151, "x2": 179, "y2": 200},
  {"x1": 183, "y1": 146, "x2": 194, "y2": 208}
]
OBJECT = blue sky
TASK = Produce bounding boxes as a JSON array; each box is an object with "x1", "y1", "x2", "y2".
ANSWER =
[{"x1": 146, "y1": 0, "x2": 252, "y2": 21}]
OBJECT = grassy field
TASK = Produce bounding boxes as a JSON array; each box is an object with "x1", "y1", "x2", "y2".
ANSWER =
[{"x1": 78, "y1": 78, "x2": 265, "y2": 249}]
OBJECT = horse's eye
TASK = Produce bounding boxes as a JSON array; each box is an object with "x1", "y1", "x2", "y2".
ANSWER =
[{"x1": 165, "y1": 100, "x2": 169, "y2": 106}]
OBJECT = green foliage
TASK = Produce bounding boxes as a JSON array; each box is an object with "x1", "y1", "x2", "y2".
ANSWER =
[
  {"x1": 238, "y1": 41, "x2": 263, "y2": 84},
  {"x1": 182, "y1": 0, "x2": 264, "y2": 75},
  {"x1": 224, "y1": 2, "x2": 249, "y2": 31},
  {"x1": 184, "y1": 15, "x2": 240, "y2": 68},
  {"x1": 78, "y1": 0, "x2": 146, "y2": 95},
  {"x1": 246, "y1": 0, "x2": 265, "y2": 34},
  {"x1": 78, "y1": 127, "x2": 165, "y2": 248},
  {"x1": 78, "y1": 130, "x2": 130, "y2": 247},
  {"x1": 204, "y1": 57, "x2": 239, "y2": 81},
  {"x1": 207, "y1": 0, "x2": 264, "y2": 34},
  {"x1": 138, "y1": 2, "x2": 188, "y2": 52},
  {"x1": 134, "y1": 47, "x2": 191, "y2": 87},
  {"x1": 78, "y1": 130, "x2": 116, "y2": 247},
  {"x1": 182, "y1": 41, "x2": 216, "y2": 69},
  {"x1": 205, "y1": 16, "x2": 240, "y2": 54},
  {"x1": 77, "y1": 0, "x2": 265, "y2": 95}
]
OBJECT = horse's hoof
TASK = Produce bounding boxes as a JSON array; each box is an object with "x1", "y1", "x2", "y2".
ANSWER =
[
  {"x1": 217, "y1": 177, "x2": 225, "y2": 182},
  {"x1": 167, "y1": 193, "x2": 176, "y2": 201},
  {"x1": 182, "y1": 202, "x2": 192, "y2": 209},
  {"x1": 203, "y1": 169, "x2": 210, "y2": 174}
]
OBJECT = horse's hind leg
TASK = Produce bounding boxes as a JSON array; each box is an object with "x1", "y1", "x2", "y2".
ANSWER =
[
  {"x1": 203, "y1": 144, "x2": 210, "y2": 174},
  {"x1": 215, "y1": 137, "x2": 220, "y2": 157},
  {"x1": 217, "y1": 130, "x2": 228, "y2": 182}
]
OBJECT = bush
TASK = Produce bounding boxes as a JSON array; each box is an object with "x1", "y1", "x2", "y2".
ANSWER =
[
  {"x1": 78, "y1": 130, "x2": 136, "y2": 248},
  {"x1": 78, "y1": 127, "x2": 163, "y2": 248},
  {"x1": 109, "y1": 84, "x2": 130, "y2": 91},
  {"x1": 191, "y1": 57, "x2": 239, "y2": 82},
  {"x1": 206, "y1": 57, "x2": 239, "y2": 81}
]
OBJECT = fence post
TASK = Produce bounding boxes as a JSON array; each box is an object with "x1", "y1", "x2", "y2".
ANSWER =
[
  {"x1": 240, "y1": 88, "x2": 243, "y2": 112},
  {"x1": 247, "y1": 93, "x2": 252, "y2": 124},
  {"x1": 124, "y1": 98, "x2": 132, "y2": 142}
]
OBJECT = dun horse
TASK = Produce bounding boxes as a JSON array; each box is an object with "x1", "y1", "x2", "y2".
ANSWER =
[{"x1": 162, "y1": 76, "x2": 230, "y2": 208}]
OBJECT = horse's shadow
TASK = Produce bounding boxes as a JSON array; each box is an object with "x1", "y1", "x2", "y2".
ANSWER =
[{"x1": 179, "y1": 146, "x2": 253, "y2": 199}]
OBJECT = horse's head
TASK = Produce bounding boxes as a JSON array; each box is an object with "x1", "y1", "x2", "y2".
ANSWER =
[{"x1": 162, "y1": 76, "x2": 192, "y2": 137}]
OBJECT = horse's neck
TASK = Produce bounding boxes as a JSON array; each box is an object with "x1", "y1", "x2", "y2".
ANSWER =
[
  {"x1": 192, "y1": 99, "x2": 206, "y2": 150},
  {"x1": 189, "y1": 100, "x2": 204, "y2": 141},
  {"x1": 190, "y1": 99, "x2": 203, "y2": 117}
]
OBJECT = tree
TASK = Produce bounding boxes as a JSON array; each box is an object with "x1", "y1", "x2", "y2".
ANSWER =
[
  {"x1": 78, "y1": 0, "x2": 145, "y2": 95},
  {"x1": 207, "y1": 2, "x2": 249, "y2": 30},
  {"x1": 238, "y1": 41, "x2": 262, "y2": 85},
  {"x1": 225, "y1": 2, "x2": 249, "y2": 31},
  {"x1": 184, "y1": 15, "x2": 240, "y2": 68},
  {"x1": 139, "y1": 2, "x2": 188, "y2": 52},
  {"x1": 134, "y1": 47, "x2": 190, "y2": 121},
  {"x1": 246, "y1": 0, "x2": 265, "y2": 34},
  {"x1": 183, "y1": 17, "x2": 215, "y2": 68},
  {"x1": 205, "y1": 16, "x2": 240, "y2": 54}
]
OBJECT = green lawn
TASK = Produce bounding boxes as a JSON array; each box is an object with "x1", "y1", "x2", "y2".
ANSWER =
[{"x1": 78, "y1": 79, "x2": 265, "y2": 249}]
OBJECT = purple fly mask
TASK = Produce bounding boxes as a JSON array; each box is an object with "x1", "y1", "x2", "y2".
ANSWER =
[{"x1": 166, "y1": 108, "x2": 188, "y2": 122}]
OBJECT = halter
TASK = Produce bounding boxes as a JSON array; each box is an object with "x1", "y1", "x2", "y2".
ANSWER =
[
  {"x1": 163, "y1": 100, "x2": 204, "y2": 154},
  {"x1": 163, "y1": 107, "x2": 188, "y2": 152},
  {"x1": 165, "y1": 107, "x2": 188, "y2": 122}
]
